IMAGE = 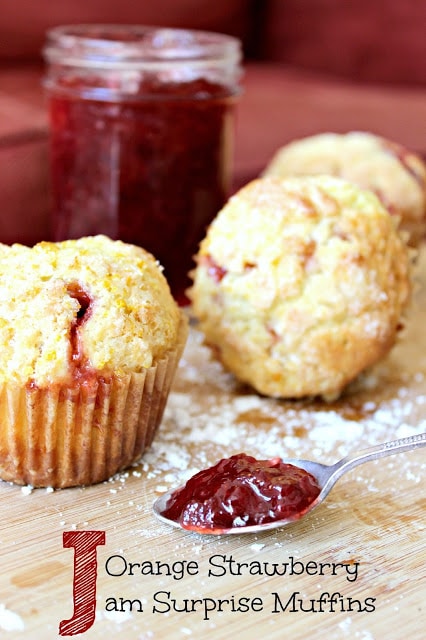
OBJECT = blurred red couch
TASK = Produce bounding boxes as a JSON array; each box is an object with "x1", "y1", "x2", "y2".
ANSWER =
[{"x1": 0, "y1": 0, "x2": 425, "y2": 245}]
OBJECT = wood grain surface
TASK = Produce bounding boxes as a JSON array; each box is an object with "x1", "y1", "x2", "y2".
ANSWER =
[{"x1": 0, "y1": 249, "x2": 425, "y2": 640}]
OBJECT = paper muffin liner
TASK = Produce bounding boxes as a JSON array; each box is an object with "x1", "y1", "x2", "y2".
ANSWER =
[{"x1": 0, "y1": 313, "x2": 188, "y2": 488}]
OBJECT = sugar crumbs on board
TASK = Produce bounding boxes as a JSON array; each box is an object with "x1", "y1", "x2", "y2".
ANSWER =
[{"x1": 142, "y1": 310, "x2": 426, "y2": 494}]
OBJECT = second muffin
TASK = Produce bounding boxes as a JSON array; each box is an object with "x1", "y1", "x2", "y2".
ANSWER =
[{"x1": 189, "y1": 176, "x2": 411, "y2": 400}]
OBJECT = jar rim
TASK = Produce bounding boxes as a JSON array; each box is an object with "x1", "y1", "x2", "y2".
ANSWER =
[{"x1": 43, "y1": 24, "x2": 242, "y2": 67}]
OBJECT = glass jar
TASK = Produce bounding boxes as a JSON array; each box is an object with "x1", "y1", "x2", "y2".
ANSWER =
[{"x1": 43, "y1": 25, "x2": 242, "y2": 303}]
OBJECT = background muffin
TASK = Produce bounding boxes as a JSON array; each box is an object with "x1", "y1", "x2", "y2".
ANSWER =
[
  {"x1": 263, "y1": 131, "x2": 426, "y2": 247},
  {"x1": 189, "y1": 176, "x2": 411, "y2": 400},
  {"x1": 0, "y1": 235, "x2": 187, "y2": 487}
]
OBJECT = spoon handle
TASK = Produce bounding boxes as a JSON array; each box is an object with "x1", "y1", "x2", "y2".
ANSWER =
[{"x1": 322, "y1": 431, "x2": 426, "y2": 494}]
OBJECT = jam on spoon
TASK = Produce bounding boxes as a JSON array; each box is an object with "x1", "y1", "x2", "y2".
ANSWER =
[
  {"x1": 157, "y1": 453, "x2": 321, "y2": 534},
  {"x1": 153, "y1": 432, "x2": 426, "y2": 535}
]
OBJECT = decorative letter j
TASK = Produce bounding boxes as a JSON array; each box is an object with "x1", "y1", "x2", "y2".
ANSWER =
[{"x1": 59, "y1": 530, "x2": 106, "y2": 636}]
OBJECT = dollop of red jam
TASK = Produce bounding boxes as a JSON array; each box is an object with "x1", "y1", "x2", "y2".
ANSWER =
[
  {"x1": 161, "y1": 453, "x2": 321, "y2": 532},
  {"x1": 48, "y1": 77, "x2": 236, "y2": 304},
  {"x1": 66, "y1": 283, "x2": 96, "y2": 385}
]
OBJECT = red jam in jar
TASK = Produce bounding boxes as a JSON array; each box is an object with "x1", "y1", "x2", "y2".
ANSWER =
[
  {"x1": 43, "y1": 25, "x2": 242, "y2": 304},
  {"x1": 160, "y1": 453, "x2": 321, "y2": 533}
]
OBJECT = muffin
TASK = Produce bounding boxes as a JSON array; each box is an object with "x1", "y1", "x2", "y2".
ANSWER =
[
  {"x1": 263, "y1": 131, "x2": 426, "y2": 246},
  {"x1": 189, "y1": 176, "x2": 411, "y2": 400},
  {"x1": 0, "y1": 235, "x2": 187, "y2": 487}
]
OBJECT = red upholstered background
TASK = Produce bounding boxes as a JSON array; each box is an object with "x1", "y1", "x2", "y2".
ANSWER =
[{"x1": 0, "y1": 0, "x2": 425, "y2": 244}]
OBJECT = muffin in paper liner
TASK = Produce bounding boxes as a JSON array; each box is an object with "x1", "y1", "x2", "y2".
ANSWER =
[{"x1": 0, "y1": 312, "x2": 188, "y2": 489}]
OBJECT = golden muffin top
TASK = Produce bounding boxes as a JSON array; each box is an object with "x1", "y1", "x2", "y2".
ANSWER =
[
  {"x1": 189, "y1": 176, "x2": 411, "y2": 399},
  {"x1": 0, "y1": 235, "x2": 181, "y2": 386},
  {"x1": 263, "y1": 131, "x2": 426, "y2": 246}
]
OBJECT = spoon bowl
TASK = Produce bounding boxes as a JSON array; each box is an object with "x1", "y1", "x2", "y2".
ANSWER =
[{"x1": 153, "y1": 431, "x2": 426, "y2": 535}]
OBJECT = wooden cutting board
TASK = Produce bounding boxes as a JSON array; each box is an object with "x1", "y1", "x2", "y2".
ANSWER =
[{"x1": 0, "y1": 249, "x2": 425, "y2": 640}]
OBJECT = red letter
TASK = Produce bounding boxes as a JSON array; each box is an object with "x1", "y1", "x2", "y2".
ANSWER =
[{"x1": 59, "y1": 531, "x2": 106, "y2": 636}]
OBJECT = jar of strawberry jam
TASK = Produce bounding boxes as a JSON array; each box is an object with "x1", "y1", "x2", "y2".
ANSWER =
[{"x1": 43, "y1": 25, "x2": 242, "y2": 303}]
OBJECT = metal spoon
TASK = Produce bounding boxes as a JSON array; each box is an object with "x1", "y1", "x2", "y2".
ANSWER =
[{"x1": 153, "y1": 431, "x2": 426, "y2": 535}]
